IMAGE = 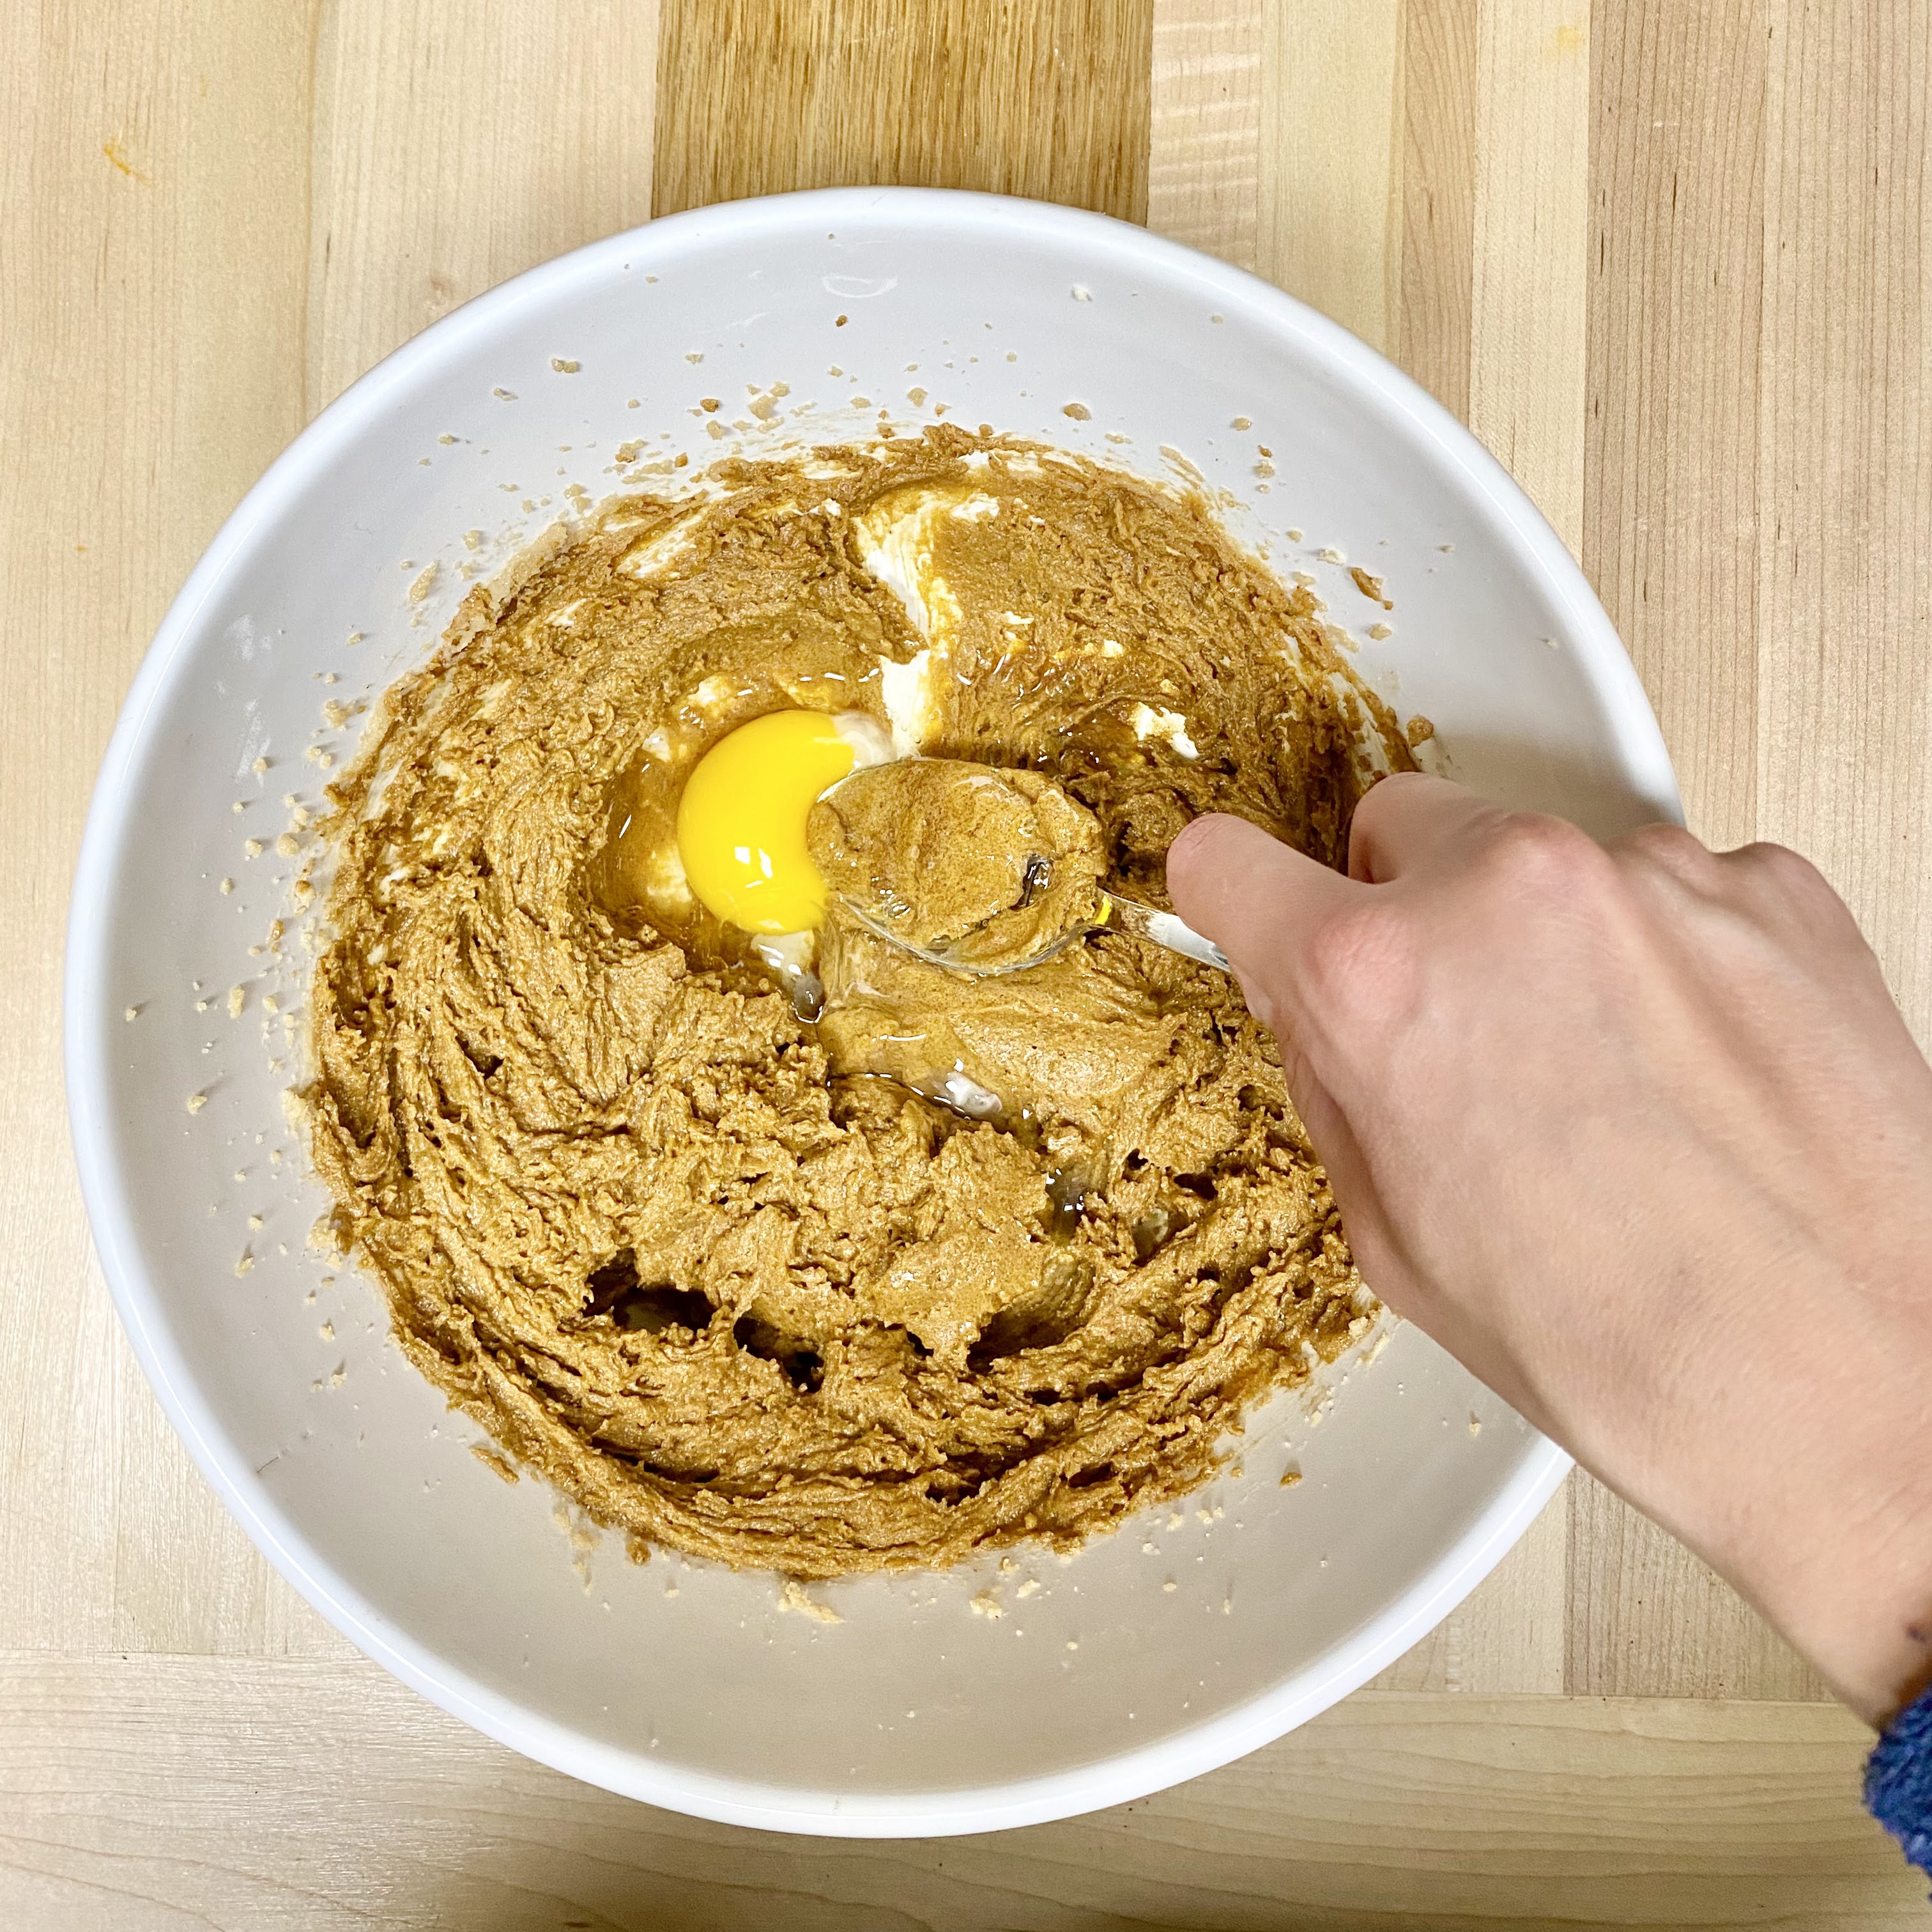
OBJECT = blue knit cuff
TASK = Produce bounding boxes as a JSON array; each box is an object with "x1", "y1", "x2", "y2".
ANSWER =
[{"x1": 1867, "y1": 1678, "x2": 1932, "y2": 1885}]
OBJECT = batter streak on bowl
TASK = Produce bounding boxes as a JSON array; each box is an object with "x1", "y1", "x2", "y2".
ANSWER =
[{"x1": 303, "y1": 427, "x2": 1415, "y2": 1578}]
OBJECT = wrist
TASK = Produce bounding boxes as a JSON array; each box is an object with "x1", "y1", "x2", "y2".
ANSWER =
[
  {"x1": 1567, "y1": 1240, "x2": 1932, "y2": 1729},
  {"x1": 1664, "y1": 1315, "x2": 1932, "y2": 1728}
]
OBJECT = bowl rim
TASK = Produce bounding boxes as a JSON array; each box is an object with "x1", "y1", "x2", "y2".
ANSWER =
[{"x1": 65, "y1": 184, "x2": 1670, "y2": 1837}]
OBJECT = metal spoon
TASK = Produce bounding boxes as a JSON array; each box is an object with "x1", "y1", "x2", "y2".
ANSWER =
[
  {"x1": 815, "y1": 755, "x2": 1230, "y2": 976},
  {"x1": 836, "y1": 880, "x2": 1228, "y2": 977}
]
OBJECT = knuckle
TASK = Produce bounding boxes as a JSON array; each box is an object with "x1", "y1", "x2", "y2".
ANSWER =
[
  {"x1": 1621, "y1": 820, "x2": 1712, "y2": 875},
  {"x1": 1476, "y1": 811, "x2": 1608, "y2": 900},
  {"x1": 1616, "y1": 822, "x2": 1728, "y2": 908},
  {"x1": 1729, "y1": 841, "x2": 1857, "y2": 936},
  {"x1": 1733, "y1": 839, "x2": 1828, "y2": 900}
]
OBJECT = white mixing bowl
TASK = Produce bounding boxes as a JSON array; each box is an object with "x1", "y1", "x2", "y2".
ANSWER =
[{"x1": 66, "y1": 188, "x2": 1678, "y2": 1836}]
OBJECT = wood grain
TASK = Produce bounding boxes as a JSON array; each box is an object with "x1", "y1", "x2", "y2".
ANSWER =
[
  {"x1": 1469, "y1": 0, "x2": 1590, "y2": 553},
  {"x1": 653, "y1": 0, "x2": 1155, "y2": 222},
  {"x1": 1257, "y1": 0, "x2": 1404, "y2": 353},
  {"x1": 0, "y1": 0, "x2": 335, "y2": 1661},
  {"x1": 0, "y1": 1655, "x2": 1920, "y2": 1930},
  {"x1": 1147, "y1": 0, "x2": 1263, "y2": 270},
  {"x1": 1394, "y1": 0, "x2": 1478, "y2": 418},
  {"x1": 1584, "y1": 0, "x2": 1766, "y2": 855},
  {"x1": 309, "y1": 0, "x2": 660, "y2": 412},
  {"x1": 1758, "y1": 0, "x2": 1932, "y2": 1047},
  {"x1": 1568, "y1": 1472, "x2": 1828, "y2": 1701}
]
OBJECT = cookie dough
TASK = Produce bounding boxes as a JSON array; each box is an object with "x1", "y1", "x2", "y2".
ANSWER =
[
  {"x1": 808, "y1": 758, "x2": 1105, "y2": 969},
  {"x1": 303, "y1": 426, "x2": 1415, "y2": 1578}
]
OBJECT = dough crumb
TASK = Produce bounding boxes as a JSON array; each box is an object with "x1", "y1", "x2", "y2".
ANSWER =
[
  {"x1": 1016, "y1": 1578, "x2": 1039, "y2": 1598},
  {"x1": 1349, "y1": 565, "x2": 1392, "y2": 608},
  {"x1": 1280, "y1": 1468, "x2": 1303, "y2": 1487},
  {"x1": 550, "y1": 357, "x2": 580, "y2": 374},
  {"x1": 407, "y1": 563, "x2": 438, "y2": 604},
  {"x1": 1062, "y1": 402, "x2": 1091, "y2": 420},
  {"x1": 185, "y1": 1091, "x2": 207, "y2": 1114},
  {"x1": 779, "y1": 1580, "x2": 843, "y2": 1625},
  {"x1": 970, "y1": 1588, "x2": 1004, "y2": 1618},
  {"x1": 218, "y1": 876, "x2": 235, "y2": 894},
  {"x1": 1405, "y1": 715, "x2": 1436, "y2": 747},
  {"x1": 234, "y1": 1248, "x2": 253, "y2": 1275},
  {"x1": 1368, "y1": 622, "x2": 1393, "y2": 641},
  {"x1": 123, "y1": 1005, "x2": 139, "y2": 1022},
  {"x1": 227, "y1": 985, "x2": 247, "y2": 1018},
  {"x1": 469, "y1": 1443, "x2": 519, "y2": 1482}
]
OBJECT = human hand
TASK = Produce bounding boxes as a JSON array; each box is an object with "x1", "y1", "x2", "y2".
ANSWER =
[{"x1": 1169, "y1": 774, "x2": 1932, "y2": 1726}]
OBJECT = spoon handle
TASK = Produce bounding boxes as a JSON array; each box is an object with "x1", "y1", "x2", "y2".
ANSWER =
[{"x1": 1099, "y1": 893, "x2": 1230, "y2": 971}]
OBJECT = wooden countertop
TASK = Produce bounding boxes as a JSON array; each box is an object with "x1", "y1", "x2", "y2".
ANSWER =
[{"x1": 4, "y1": 1, "x2": 1928, "y2": 1924}]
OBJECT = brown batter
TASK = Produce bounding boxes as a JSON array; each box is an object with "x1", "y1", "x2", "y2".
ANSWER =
[
  {"x1": 303, "y1": 426, "x2": 1414, "y2": 1579},
  {"x1": 808, "y1": 758, "x2": 1105, "y2": 970}
]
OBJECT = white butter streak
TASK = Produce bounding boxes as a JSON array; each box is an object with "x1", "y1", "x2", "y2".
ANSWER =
[
  {"x1": 1130, "y1": 702, "x2": 1200, "y2": 759},
  {"x1": 850, "y1": 486, "x2": 997, "y2": 756}
]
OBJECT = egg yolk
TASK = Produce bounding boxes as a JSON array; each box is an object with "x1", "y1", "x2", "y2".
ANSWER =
[{"x1": 675, "y1": 710, "x2": 861, "y2": 935}]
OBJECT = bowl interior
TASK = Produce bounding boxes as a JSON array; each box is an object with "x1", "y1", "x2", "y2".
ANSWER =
[{"x1": 68, "y1": 190, "x2": 1675, "y2": 1834}]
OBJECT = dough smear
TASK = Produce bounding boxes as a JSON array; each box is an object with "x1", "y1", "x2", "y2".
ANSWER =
[
  {"x1": 303, "y1": 426, "x2": 1414, "y2": 1578},
  {"x1": 808, "y1": 758, "x2": 1105, "y2": 969}
]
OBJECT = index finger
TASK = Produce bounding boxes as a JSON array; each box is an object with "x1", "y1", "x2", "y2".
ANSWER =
[{"x1": 1346, "y1": 772, "x2": 1504, "y2": 884}]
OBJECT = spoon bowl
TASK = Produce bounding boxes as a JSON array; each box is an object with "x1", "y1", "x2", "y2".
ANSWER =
[{"x1": 837, "y1": 880, "x2": 1229, "y2": 975}]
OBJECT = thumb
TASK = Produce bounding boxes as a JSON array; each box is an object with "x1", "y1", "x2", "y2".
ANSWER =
[
  {"x1": 1166, "y1": 810, "x2": 1399, "y2": 1302},
  {"x1": 1166, "y1": 813, "x2": 1356, "y2": 1038}
]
